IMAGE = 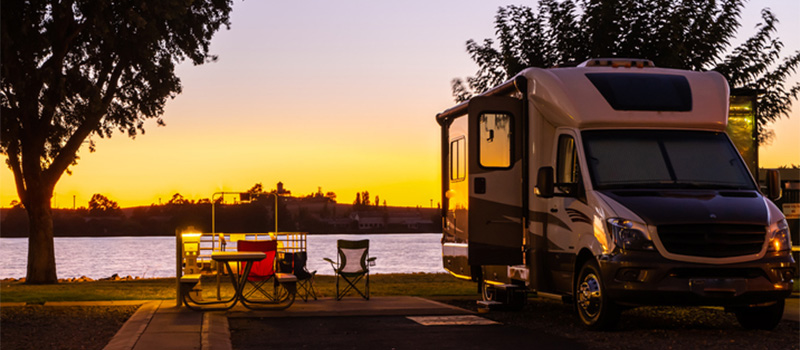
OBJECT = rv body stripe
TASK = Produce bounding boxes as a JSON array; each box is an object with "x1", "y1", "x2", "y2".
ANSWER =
[
  {"x1": 566, "y1": 208, "x2": 592, "y2": 224},
  {"x1": 529, "y1": 210, "x2": 570, "y2": 231}
]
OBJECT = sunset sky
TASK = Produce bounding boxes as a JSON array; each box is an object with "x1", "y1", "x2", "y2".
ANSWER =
[{"x1": 2, "y1": 0, "x2": 799, "y2": 209}]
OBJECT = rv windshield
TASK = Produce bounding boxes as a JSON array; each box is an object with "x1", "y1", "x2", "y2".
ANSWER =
[{"x1": 581, "y1": 130, "x2": 756, "y2": 190}]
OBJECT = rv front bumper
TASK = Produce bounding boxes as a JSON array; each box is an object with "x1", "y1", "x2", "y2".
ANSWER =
[{"x1": 598, "y1": 251, "x2": 795, "y2": 307}]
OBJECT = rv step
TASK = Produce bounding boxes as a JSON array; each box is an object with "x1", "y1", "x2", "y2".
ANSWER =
[
  {"x1": 491, "y1": 283, "x2": 522, "y2": 290},
  {"x1": 481, "y1": 284, "x2": 528, "y2": 311},
  {"x1": 476, "y1": 300, "x2": 503, "y2": 313}
]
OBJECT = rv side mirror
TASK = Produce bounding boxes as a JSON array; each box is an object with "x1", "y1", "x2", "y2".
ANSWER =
[
  {"x1": 536, "y1": 167, "x2": 555, "y2": 198},
  {"x1": 766, "y1": 169, "x2": 782, "y2": 201}
]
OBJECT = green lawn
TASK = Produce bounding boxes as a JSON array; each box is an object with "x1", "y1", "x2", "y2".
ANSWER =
[
  {"x1": 3, "y1": 272, "x2": 796, "y2": 304},
  {"x1": 0, "y1": 273, "x2": 478, "y2": 303}
]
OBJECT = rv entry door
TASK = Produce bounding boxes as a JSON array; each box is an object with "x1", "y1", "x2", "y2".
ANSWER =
[{"x1": 467, "y1": 96, "x2": 523, "y2": 265}]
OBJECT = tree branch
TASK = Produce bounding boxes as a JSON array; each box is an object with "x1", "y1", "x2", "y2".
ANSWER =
[
  {"x1": 6, "y1": 133, "x2": 27, "y2": 206},
  {"x1": 45, "y1": 60, "x2": 126, "y2": 183},
  {"x1": 37, "y1": 0, "x2": 85, "y2": 135}
]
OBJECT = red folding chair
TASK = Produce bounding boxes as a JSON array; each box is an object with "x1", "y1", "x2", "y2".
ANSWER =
[{"x1": 237, "y1": 240, "x2": 288, "y2": 302}]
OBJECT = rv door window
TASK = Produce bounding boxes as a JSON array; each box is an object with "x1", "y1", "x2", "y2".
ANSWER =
[
  {"x1": 556, "y1": 134, "x2": 581, "y2": 195},
  {"x1": 479, "y1": 113, "x2": 512, "y2": 168},
  {"x1": 450, "y1": 137, "x2": 466, "y2": 181}
]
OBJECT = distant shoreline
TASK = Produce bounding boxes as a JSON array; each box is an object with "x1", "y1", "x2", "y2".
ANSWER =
[
  {"x1": 1, "y1": 202, "x2": 441, "y2": 238},
  {"x1": 0, "y1": 231, "x2": 441, "y2": 239}
]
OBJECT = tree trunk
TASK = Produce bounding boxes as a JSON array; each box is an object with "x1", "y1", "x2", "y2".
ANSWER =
[{"x1": 25, "y1": 190, "x2": 58, "y2": 284}]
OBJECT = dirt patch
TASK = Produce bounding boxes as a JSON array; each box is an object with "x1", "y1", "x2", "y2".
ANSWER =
[
  {"x1": 0, "y1": 305, "x2": 139, "y2": 350},
  {"x1": 439, "y1": 298, "x2": 800, "y2": 350}
]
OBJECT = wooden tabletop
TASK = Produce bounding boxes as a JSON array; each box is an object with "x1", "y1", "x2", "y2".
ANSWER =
[{"x1": 211, "y1": 251, "x2": 267, "y2": 262}]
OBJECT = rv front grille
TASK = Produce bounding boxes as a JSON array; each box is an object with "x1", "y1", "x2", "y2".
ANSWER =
[{"x1": 656, "y1": 224, "x2": 765, "y2": 258}]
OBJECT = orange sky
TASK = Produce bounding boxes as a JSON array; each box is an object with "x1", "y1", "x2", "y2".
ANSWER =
[{"x1": 1, "y1": 1, "x2": 798, "y2": 209}]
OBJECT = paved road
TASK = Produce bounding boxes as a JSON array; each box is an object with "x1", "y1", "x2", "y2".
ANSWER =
[
  {"x1": 784, "y1": 297, "x2": 799, "y2": 322},
  {"x1": 229, "y1": 314, "x2": 586, "y2": 350}
]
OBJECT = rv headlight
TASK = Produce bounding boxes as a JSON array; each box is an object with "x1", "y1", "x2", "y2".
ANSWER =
[
  {"x1": 607, "y1": 218, "x2": 654, "y2": 251},
  {"x1": 767, "y1": 219, "x2": 791, "y2": 252}
]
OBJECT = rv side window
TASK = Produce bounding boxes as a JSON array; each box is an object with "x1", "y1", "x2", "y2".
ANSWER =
[
  {"x1": 450, "y1": 137, "x2": 466, "y2": 181},
  {"x1": 479, "y1": 113, "x2": 512, "y2": 168},
  {"x1": 556, "y1": 134, "x2": 581, "y2": 194}
]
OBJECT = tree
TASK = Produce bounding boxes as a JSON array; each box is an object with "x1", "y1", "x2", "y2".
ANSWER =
[
  {"x1": 1, "y1": 0, "x2": 234, "y2": 284},
  {"x1": 247, "y1": 183, "x2": 264, "y2": 194},
  {"x1": 325, "y1": 191, "x2": 337, "y2": 202},
  {"x1": 167, "y1": 193, "x2": 189, "y2": 206},
  {"x1": 88, "y1": 193, "x2": 120, "y2": 216},
  {"x1": 453, "y1": 0, "x2": 799, "y2": 142}
]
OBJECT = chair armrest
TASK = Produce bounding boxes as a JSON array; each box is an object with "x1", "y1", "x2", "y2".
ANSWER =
[
  {"x1": 322, "y1": 258, "x2": 337, "y2": 271},
  {"x1": 367, "y1": 257, "x2": 376, "y2": 267}
]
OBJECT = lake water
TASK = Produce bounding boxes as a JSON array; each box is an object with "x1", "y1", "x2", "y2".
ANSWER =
[{"x1": 0, "y1": 234, "x2": 445, "y2": 279}]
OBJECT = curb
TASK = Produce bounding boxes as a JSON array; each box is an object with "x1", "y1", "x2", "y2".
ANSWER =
[
  {"x1": 203, "y1": 312, "x2": 232, "y2": 350},
  {"x1": 103, "y1": 300, "x2": 162, "y2": 350},
  {"x1": 0, "y1": 300, "x2": 156, "y2": 307}
]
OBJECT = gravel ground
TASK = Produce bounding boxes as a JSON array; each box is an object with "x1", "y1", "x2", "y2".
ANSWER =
[
  {"x1": 0, "y1": 305, "x2": 139, "y2": 350},
  {"x1": 440, "y1": 297, "x2": 800, "y2": 350}
]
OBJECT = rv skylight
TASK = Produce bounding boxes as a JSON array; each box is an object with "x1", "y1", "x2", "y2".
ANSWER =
[{"x1": 586, "y1": 73, "x2": 692, "y2": 112}]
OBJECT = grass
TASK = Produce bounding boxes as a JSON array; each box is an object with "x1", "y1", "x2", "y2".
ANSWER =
[
  {"x1": 2, "y1": 272, "x2": 796, "y2": 304},
  {"x1": 0, "y1": 273, "x2": 478, "y2": 303}
]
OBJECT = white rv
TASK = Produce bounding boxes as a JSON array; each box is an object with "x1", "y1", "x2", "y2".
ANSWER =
[{"x1": 436, "y1": 58, "x2": 794, "y2": 330}]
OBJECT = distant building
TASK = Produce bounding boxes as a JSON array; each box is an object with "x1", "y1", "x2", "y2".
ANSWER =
[{"x1": 276, "y1": 182, "x2": 291, "y2": 195}]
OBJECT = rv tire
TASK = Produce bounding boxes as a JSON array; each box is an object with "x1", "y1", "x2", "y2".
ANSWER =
[
  {"x1": 733, "y1": 299, "x2": 784, "y2": 330},
  {"x1": 575, "y1": 260, "x2": 619, "y2": 330}
]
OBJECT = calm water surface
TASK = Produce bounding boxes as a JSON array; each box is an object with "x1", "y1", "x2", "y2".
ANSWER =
[{"x1": 0, "y1": 234, "x2": 444, "y2": 279}]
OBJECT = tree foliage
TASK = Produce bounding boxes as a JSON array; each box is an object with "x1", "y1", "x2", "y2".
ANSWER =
[
  {"x1": 0, "y1": 0, "x2": 234, "y2": 283},
  {"x1": 247, "y1": 183, "x2": 264, "y2": 194},
  {"x1": 453, "y1": 0, "x2": 799, "y2": 142},
  {"x1": 88, "y1": 193, "x2": 120, "y2": 216},
  {"x1": 167, "y1": 193, "x2": 190, "y2": 205}
]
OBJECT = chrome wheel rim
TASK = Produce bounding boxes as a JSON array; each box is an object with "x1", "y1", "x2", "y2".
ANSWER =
[{"x1": 578, "y1": 273, "x2": 602, "y2": 318}]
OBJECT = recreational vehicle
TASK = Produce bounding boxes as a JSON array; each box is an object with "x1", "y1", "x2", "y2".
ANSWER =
[{"x1": 436, "y1": 58, "x2": 794, "y2": 330}]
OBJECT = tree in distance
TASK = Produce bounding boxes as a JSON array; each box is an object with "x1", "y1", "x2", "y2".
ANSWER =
[
  {"x1": 1, "y1": 0, "x2": 234, "y2": 284},
  {"x1": 88, "y1": 193, "x2": 121, "y2": 217},
  {"x1": 453, "y1": 0, "x2": 799, "y2": 142}
]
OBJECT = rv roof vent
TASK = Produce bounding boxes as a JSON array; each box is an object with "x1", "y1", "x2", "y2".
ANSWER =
[{"x1": 578, "y1": 58, "x2": 655, "y2": 68}]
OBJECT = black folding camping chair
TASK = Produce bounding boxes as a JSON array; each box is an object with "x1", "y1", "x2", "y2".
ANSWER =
[
  {"x1": 281, "y1": 251, "x2": 317, "y2": 301},
  {"x1": 323, "y1": 239, "x2": 376, "y2": 300}
]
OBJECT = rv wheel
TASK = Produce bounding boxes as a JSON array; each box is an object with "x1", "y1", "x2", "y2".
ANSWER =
[
  {"x1": 733, "y1": 299, "x2": 784, "y2": 330},
  {"x1": 575, "y1": 260, "x2": 619, "y2": 330}
]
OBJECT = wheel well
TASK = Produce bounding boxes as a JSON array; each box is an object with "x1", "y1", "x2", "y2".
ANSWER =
[{"x1": 573, "y1": 249, "x2": 596, "y2": 292}]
